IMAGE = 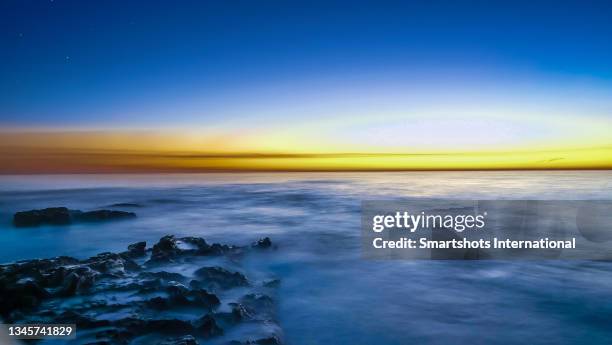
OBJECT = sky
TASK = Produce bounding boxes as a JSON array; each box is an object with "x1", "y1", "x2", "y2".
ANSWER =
[{"x1": 1, "y1": 0, "x2": 612, "y2": 171}]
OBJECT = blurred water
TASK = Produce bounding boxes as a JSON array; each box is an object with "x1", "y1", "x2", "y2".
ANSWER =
[{"x1": 0, "y1": 172, "x2": 611, "y2": 344}]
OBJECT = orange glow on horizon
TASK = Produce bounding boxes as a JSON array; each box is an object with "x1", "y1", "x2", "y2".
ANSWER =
[{"x1": 1, "y1": 131, "x2": 611, "y2": 173}]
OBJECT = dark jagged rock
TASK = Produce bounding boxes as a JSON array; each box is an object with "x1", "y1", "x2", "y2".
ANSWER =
[
  {"x1": 13, "y1": 207, "x2": 72, "y2": 227},
  {"x1": 74, "y1": 210, "x2": 136, "y2": 222},
  {"x1": 193, "y1": 314, "x2": 223, "y2": 337},
  {"x1": 252, "y1": 237, "x2": 272, "y2": 249},
  {"x1": 149, "y1": 235, "x2": 182, "y2": 263},
  {"x1": 55, "y1": 266, "x2": 97, "y2": 296},
  {"x1": 0, "y1": 279, "x2": 50, "y2": 317},
  {"x1": 180, "y1": 236, "x2": 209, "y2": 250},
  {"x1": 13, "y1": 207, "x2": 136, "y2": 227},
  {"x1": 147, "y1": 236, "x2": 241, "y2": 265},
  {"x1": 187, "y1": 289, "x2": 221, "y2": 309},
  {"x1": 126, "y1": 241, "x2": 146, "y2": 257},
  {"x1": 217, "y1": 303, "x2": 251, "y2": 324},
  {"x1": 0, "y1": 234, "x2": 279, "y2": 343},
  {"x1": 204, "y1": 243, "x2": 234, "y2": 255},
  {"x1": 57, "y1": 272, "x2": 81, "y2": 297},
  {"x1": 193, "y1": 266, "x2": 249, "y2": 290},
  {"x1": 240, "y1": 294, "x2": 275, "y2": 321},
  {"x1": 152, "y1": 283, "x2": 221, "y2": 310},
  {"x1": 158, "y1": 335, "x2": 199, "y2": 345},
  {"x1": 145, "y1": 296, "x2": 170, "y2": 310},
  {"x1": 84, "y1": 252, "x2": 140, "y2": 275}
]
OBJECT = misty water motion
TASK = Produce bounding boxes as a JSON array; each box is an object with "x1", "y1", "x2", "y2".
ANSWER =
[{"x1": 1, "y1": 172, "x2": 612, "y2": 345}]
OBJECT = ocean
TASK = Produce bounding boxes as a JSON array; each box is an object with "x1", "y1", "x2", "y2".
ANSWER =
[{"x1": 0, "y1": 171, "x2": 611, "y2": 344}]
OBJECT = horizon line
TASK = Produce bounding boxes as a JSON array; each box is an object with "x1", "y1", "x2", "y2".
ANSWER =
[{"x1": 1, "y1": 146, "x2": 611, "y2": 173}]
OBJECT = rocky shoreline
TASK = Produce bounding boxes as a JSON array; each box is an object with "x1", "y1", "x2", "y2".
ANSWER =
[{"x1": 0, "y1": 234, "x2": 282, "y2": 345}]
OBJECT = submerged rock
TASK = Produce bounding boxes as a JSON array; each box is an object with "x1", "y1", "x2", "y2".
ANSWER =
[
  {"x1": 193, "y1": 314, "x2": 223, "y2": 337},
  {"x1": 12, "y1": 207, "x2": 136, "y2": 227},
  {"x1": 239, "y1": 293, "x2": 275, "y2": 321},
  {"x1": 193, "y1": 266, "x2": 249, "y2": 290},
  {"x1": 74, "y1": 209, "x2": 136, "y2": 222},
  {"x1": 13, "y1": 207, "x2": 72, "y2": 227}
]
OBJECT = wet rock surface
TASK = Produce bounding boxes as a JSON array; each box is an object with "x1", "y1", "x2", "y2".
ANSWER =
[
  {"x1": 0, "y1": 235, "x2": 282, "y2": 344},
  {"x1": 13, "y1": 207, "x2": 136, "y2": 227}
]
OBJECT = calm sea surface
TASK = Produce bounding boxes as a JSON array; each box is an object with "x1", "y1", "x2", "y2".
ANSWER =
[{"x1": 1, "y1": 172, "x2": 611, "y2": 344}]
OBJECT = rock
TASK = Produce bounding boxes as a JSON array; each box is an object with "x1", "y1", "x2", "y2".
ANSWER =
[
  {"x1": 126, "y1": 241, "x2": 147, "y2": 257},
  {"x1": 166, "y1": 283, "x2": 190, "y2": 303},
  {"x1": 158, "y1": 335, "x2": 199, "y2": 345},
  {"x1": 0, "y1": 234, "x2": 278, "y2": 343},
  {"x1": 193, "y1": 314, "x2": 223, "y2": 338},
  {"x1": 148, "y1": 235, "x2": 181, "y2": 263},
  {"x1": 203, "y1": 243, "x2": 234, "y2": 255},
  {"x1": 85, "y1": 252, "x2": 139, "y2": 275},
  {"x1": 217, "y1": 303, "x2": 251, "y2": 324},
  {"x1": 161, "y1": 283, "x2": 221, "y2": 310},
  {"x1": 179, "y1": 237, "x2": 209, "y2": 251},
  {"x1": 146, "y1": 319, "x2": 194, "y2": 333},
  {"x1": 114, "y1": 317, "x2": 194, "y2": 336},
  {"x1": 13, "y1": 207, "x2": 72, "y2": 227},
  {"x1": 75, "y1": 210, "x2": 136, "y2": 222},
  {"x1": 193, "y1": 267, "x2": 248, "y2": 290},
  {"x1": 252, "y1": 237, "x2": 272, "y2": 249},
  {"x1": 55, "y1": 310, "x2": 110, "y2": 329},
  {"x1": 50, "y1": 266, "x2": 96, "y2": 294},
  {"x1": 0, "y1": 279, "x2": 50, "y2": 317},
  {"x1": 94, "y1": 328, "x2": 133, "y2": 343},
  {"x1": 57, "y1": 272, "x2": 81, "y2": 296},
  {"x1": 145, "y1": 296, "x2": 170, "y2": 310},
  {"x1": 187, "y1": 289, "x2": 220, "y2": 309},
  {"x1": 12, "y1": 207, "x2": 136, "y2": 227},
  {"x1": 240, "y1": 294, "x2": 275, "y2": 321}
]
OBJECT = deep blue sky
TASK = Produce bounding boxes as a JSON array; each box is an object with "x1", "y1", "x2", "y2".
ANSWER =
[{"x1": 1, "y1": 0, "x2": 612, "y2": 130}]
